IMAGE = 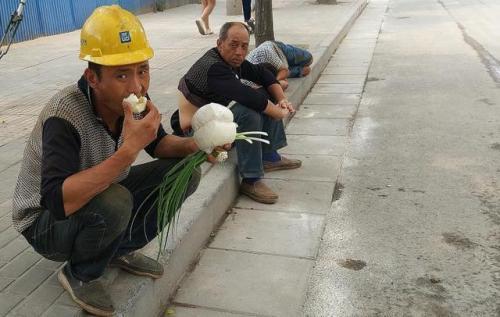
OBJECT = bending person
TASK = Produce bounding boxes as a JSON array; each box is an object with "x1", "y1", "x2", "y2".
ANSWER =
[{"x1": 246, "y1": 40, "x2": 313, "y2": 90}]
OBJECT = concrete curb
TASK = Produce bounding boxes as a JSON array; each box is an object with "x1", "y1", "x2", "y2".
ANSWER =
[{"x1": 111, "y1": 0, "x2": 368, "y2": 315}]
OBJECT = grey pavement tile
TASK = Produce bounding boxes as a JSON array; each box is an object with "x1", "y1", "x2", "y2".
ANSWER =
[
  {"x1": 0, "y1": 138, "x2": 27, "y2": 168},
  {"x1": 311, "y1": 84, "x2": 364, "y2": 94},
  {"x1": 341, "y1": 38, "x2": 377, "y2": 45},
  {"x1": 326, "y1": 61, "x2": 371, "y2": 68},
  {"x1": 0, "y1": 293, "x2": 24, "y2": 316},
  {"x1": 169, "y1": 306, "x2": 248, "y2": 317},
  {"x1": 322, "y1": 66, "x2": 369, "y2": 75},
  {"x1": 45, "y1": 272, "x2": 60, "y2": 287},
  {"x1": 264, "y1": 154, "x2": 341, "y2": 182},
  {"x1": 0, "y1": 276, "x2": 15, "y2": 291},
  {"x1": 210, "y1": 209, "x2": 324, "y2": 258},
  {"x1": 0, "y1": 237, "x2": 30, "y2": 262},
  {"x1": 286, "y1": 118, "x2": 350, "y2": 136},
  {"x1": 0, "y1": 163, "x2": 21, "y2": 203},
  {"x1": 282, "y1": 135, "x2": 346, "y2": 156},
  {"x1": 37, "y1": 258, "x2": 63, "y2": 271},
  {"x1": 235, "y1": 179, "x2": 334, "y2": 214},
  {"x1": 295, "y1": 104, "x2": 358, "y2": 119},
  {"x1": 174, "y1": 249, "x2": 314, "y2": 317},
  {"x1": 0, "y1": 250, "x2": 41, "y2": 278},
  {"x1": 0, "y1": 214, "x2": 13, "y2": 233},
  {"x1": 0, "y1": 199, "x2": 12, "y2": 218},
  {"x1": 316, "y1": 74, "x2": 366, "y2": 84},
  {"x1": 10, "y1": 284, "x2": 64, "y2": 317},
  {"x1": 303, "y1": 93, "x2": 361, "y2": 105},
  {"x1": 344, "y1": 34, "x2": 380, "y2": 40},
  {"x1": 0, "y1": 227, "x2": 19, "y2": 249},
  {"x1": 5, "y1": 267, "x2": 53, "y2": 296},
  {"x1": 41, "y1": 304, "x2": 83, "y2": 317},
  {"x1": 339, "y1": 42, "x2": 376, "y2": 49},
  {"x1": 328, "y1": 56, "x2": 372, "y2": 64},
  {"x1": 55, "y1": 291, "x2": 79, "y2": 307}
]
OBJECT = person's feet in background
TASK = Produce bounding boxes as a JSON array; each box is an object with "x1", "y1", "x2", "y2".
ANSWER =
[
  {"x1": 196, "y1": 0, "x2": 216, "y2": 35},
  {"x1": 242, "y1": 0, "x2": 255, "y2": 33}
]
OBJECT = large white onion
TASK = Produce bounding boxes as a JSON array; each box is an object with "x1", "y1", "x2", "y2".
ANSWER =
[{"x1": 192, "y1": 103, "x2": 237, "y2": 153}]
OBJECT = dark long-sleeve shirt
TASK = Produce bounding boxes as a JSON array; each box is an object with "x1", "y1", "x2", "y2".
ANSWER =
[{"x1": 179, "y1": 48, "x2": 279, "y2": 112}]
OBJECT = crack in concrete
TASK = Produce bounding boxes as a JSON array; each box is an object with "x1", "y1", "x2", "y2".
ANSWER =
[{"x1": 437, "y1": 0, "x2": 500, "y2": 84}]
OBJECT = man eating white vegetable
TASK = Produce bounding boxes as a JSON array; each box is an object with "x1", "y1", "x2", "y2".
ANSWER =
[
  {"x1": 171, "y1": 21, "x2": 301, "y2": 204},
  {"x1": 11, "y1": 6, "x2": 205, "y2": 316}
]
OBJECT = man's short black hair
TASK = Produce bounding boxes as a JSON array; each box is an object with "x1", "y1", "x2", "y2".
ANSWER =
[
  {"x1": 219, "y1": 22, "x2": 250, "y2": 41},
  {"x1": 88, "y1": 62, "x2": 102, "y2": 79}
]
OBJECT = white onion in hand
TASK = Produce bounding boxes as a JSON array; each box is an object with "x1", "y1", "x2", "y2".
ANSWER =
[
  {"x1": 192, "y1": 103, "x2": 237, "y2": 154},
  {"x1": 123, "y1": 93, "x2": 147, "y2": 114}
]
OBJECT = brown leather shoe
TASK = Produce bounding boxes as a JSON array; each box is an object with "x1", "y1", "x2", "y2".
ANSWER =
[
  {"x1": 263, "y1": 156, "x2": 302, "y2": 173},
  {"x1": 240, "y1": 181, "x2": 278, "y2": 204}
]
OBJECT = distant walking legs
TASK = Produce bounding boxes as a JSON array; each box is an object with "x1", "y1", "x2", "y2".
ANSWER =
[{"x1": 196, "y1": 0, "x2": 216, "y2": 35}]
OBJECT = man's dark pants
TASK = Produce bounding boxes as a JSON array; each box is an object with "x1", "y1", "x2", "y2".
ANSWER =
[{"x1": 22, "y1": 159, "x2": 200, "y2": 282}]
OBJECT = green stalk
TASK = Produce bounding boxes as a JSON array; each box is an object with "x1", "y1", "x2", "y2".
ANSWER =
[{"x1": 132, "y1": 130, "x2": 270, "y2": 259}]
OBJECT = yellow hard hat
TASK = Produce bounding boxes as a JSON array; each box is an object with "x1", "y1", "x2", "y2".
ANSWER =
[{"x1": 79, "y1": 5, "x2": 154, "y2": 66}]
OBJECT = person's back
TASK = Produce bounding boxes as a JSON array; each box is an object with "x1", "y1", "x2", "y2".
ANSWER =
[{"x1": 246, "y1": 40, "x2": 313, "y2": 90}]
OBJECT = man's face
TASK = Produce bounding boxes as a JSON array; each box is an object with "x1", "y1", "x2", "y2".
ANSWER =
[
  {"x1": 86, "y1": 61, "x2": 150, "y2": 115},
  {"x1": 217, "y1": 25, "x2": 250, "y2": 68}
]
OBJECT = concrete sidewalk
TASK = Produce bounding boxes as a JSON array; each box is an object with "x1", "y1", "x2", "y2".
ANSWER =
[{"x1": 0, "y1": 0, "x2": 366, "y2": 316}]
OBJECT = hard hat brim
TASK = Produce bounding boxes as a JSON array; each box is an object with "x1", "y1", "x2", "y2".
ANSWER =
[{"x1": 80, "y1": 47, "x2": 154, "y2": 66}]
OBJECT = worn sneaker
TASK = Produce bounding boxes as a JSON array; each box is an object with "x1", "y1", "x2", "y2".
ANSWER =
[
  {"x1": 195, "y1": 19, "x2": 207, "y2": 35},
  {"x1": 246, "y1": 18, "x2": 255, "y2": 30},
  {"x1": 110, "y1": 252, "x2": 164, "y2": 279},
  {"x1": 240, "y1": 180, "x2": 278, "y2": 204},
  {"x1": 263, "y1": 156, "x2": 302, "y2": 173},
  {"x1": 57, "y1": 265, "x2": 115, "y2": 316}
]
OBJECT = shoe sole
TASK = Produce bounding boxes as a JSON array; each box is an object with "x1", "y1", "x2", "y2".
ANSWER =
[
  {"x1": 263, "y1": 162, "x2": 302, "y2": 173},
  {"x1": 240, "y1": 189, "x2": 278, "y2": 204},
  {"x1": 195, "y1": 20, "x2": 206, "y2": 35},
  {"x1": 57, "y1": 270, "x2": 115, "y2": 317},
  {"x1": 109, "y1": 263, "x2": 163, "y2": 279}
]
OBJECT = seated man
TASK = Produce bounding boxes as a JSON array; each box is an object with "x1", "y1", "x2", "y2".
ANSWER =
[
  {"x1": 171, "y1": 22, "x2": 301, "y2": 204},
  {"x1": 11, "y1": 6, "x2": 203, "y2": 316},
  {"x1": 246, "y1": 40, "x2": 313, "y2": 90}
]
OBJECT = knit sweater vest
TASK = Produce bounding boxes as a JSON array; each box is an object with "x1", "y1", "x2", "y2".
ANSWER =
[{"x1": 12, "y1": 84, "x2": 128, "y2": 233}]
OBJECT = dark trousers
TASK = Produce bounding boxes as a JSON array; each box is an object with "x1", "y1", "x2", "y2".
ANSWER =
[
  {"x1": 242, "y1": 0, "x2": 251, "y2": 21},
  {"x1": 23, "y1": 159, "x2": 200, "y2": 282}
]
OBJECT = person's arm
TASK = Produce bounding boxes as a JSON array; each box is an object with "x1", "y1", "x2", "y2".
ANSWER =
[
  {"x1": 207, "y1": 63, "x2": 269, "y2": 112},
  {"x1": 241, "y1": 60, "x2": 279, "y2": 88},
  {"x1": 153, "y1": 134, "x2": 199, "y2": 158},
  {"x1": 276, "y1": 68, "x2": 289, "y2": 90},
  {"x1": 40, "y1": 116, "x2": 136, "y2": 219},
  {"x1": 276, "y1": 68, "x2": 289, "y2": 81},
  {"x1": 60, "y1": 101, "x2": 161, "y2": 216}
]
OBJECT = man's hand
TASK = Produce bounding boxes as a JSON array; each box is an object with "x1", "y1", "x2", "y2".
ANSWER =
[
  {"x1": 122, "y1": 100, "x2": 161, "y2": 156},
  {"x1": 207, "y1": 144, "x2": 232, "y2": 163},
  {"x1": 277, "y1": 99, "x2": 295, "y2": 114},
  {"x1": 264, "y1": 102, "x2": 290, "y2": 120},
  {"x1": 279, "y1": 79, "x2": 289, "y2": 91}
]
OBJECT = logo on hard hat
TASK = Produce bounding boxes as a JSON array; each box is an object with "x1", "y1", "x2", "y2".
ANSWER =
[{"x1": 119, "y1": 31, "x2": 131, "y2": 43}]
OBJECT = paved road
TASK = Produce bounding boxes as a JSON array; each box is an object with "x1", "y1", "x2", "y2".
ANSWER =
[{"x1": 304, "y1": 0, "x2": 500, "y2": 316}]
